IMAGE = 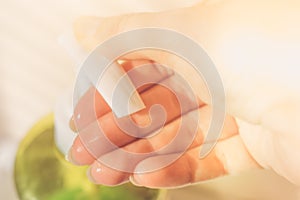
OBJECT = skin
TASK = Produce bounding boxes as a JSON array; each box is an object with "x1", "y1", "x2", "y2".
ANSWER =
[
  {"x1": 68, "y1": 59, "x2": 258, "y2": 188},
  {"x1": 68, "y1": 0, "x2": 300, "y2": 188}
]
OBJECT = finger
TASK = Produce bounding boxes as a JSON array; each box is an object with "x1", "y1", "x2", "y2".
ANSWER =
[
  {"x1": 68, "y1": 59, "x2": 174, "y2": 165},
  {"x1": 96, "y1": 107, "x2": 236, "y2": 173},
  {"x1": 81, "y1": 101, "x2": 238, "y2": 185},
  {"x1": 121, "y1": 105, "x2": 238, "y2": 154},
  {"x1": 77, "y1": 81, "x2": 200, "y2": 158},
  {"x1": 131, "y1": 135, "x2": 260, "y2": 188},
  {"x1": 72, "y1": 86, "x2": 111, "y2": 132},
  {"x1": 68, "y1": 136, "x2": 95, "y2": 165},
  {"x1": 72, "y1": 2, "x2": 215, "y2": 53},
  {"x1": 69, "y1": 116, "x2": 77, "y2": 132},
  {"x1": 68, "y1": 59, "x2": 180, "y2": 165},
  {"x1": 87, "y1": 161, "x2": 130, "y2": 186},
  {"x1": 73, "y1": 12, "x2": 176, "y2": 51},
  {"x1": 70, "y1": 75, "x2": 202, "y2": 165},
  {"x1": 73, "y1": 12, "x2": 213, "y2": 105},
  {"x1": 70, "y1": 59, "x2": 173, "y2": 132},
  {"x1": 120, "y1": 59, "x2": 174, "y2": 93}
]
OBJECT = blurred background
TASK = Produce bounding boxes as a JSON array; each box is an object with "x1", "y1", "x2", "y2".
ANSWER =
[{"x1": 0, "y1": 0, "x2": 299, "y2": 199}]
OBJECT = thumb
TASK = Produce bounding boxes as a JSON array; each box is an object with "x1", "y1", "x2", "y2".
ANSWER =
[
  {"x1": 73, "y1": 5, "x2": 214, "y2": 104},
  {"x1": 73, "y1": 11, "x2": 185, "y2": 51}
]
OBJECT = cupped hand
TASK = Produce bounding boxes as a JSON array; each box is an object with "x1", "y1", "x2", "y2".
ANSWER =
[{"x1": 68, "y1": 0, "x2": 300, "y2": 187}]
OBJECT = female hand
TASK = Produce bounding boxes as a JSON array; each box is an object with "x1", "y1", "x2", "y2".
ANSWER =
[{"x1": 68, "y1": 0, "x2": 300, "y2": 187}]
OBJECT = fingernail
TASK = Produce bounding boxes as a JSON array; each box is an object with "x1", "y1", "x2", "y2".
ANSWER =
[
  {"x1": 86, "y1": 164, "x2": 101, "y2": 184},
  {"x1": 86, "y1": 167, "x2": 95, "y2": 183},
  {"x1": 66, "y1": 149, "x2": 74, "y2": 163},
  {"x1": 129, "y1": 175, "x2": 142, "y2": 187},
  {"x1": 66, "y1": 149, "x2": 76, "y2": 164},
  {"x1": 66, "y1": 148, "x2": 82, "y2": 165},
  {"x1": 69, "y1": 116, "x2": 77, "y2": 132}
]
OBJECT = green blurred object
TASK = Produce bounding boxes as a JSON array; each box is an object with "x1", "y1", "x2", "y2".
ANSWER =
[{"x1": 14, "y1": 114, "x2": 164, "y2": 200}]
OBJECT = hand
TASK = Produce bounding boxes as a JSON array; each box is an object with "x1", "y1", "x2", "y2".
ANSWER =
[
  {"x1": 68, "y1": 0, "x2": 300, "y2": 187},
  {"x1": 68, "y1": 59, "x2": 258, "y2": 188}
]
